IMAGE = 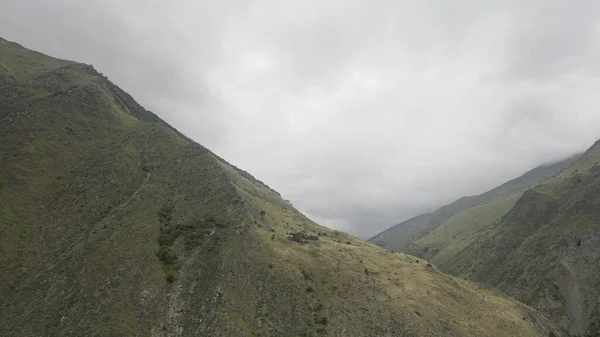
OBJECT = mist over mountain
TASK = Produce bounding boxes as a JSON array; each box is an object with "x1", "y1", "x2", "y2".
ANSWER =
[{"x1": 3, "y1": 1, "x2": 600, "y2": 238}]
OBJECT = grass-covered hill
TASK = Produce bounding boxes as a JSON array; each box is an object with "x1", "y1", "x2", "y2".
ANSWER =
[
  {"x1": 0, "y1": 37, "x2": 562, "y2": 337},
  {"x1": 438, "y1": 141, "x2": 600, "y2": 337},
  {"x1": 371, "y1": 133, "x2": 600, "y2": 336},
  {"x1": 369, "y1": 156, "x2": 578, "y2": 254}
]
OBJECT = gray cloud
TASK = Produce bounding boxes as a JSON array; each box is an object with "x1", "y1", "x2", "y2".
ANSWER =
[
  {"x1": 2, "y1": 0, "x2": 600, "y2": 238},
  {"x1": 502, "y1": 1, "x2": 600, "y2": 82}
]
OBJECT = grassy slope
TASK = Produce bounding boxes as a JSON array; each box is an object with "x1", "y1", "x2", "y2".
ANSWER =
[
  {"x1": 368, "y1": 197, "x2": 479, "y2": 252},
  {"x1": 0, "y1": 38, "x2": 563, "y2": 337},
  {"x1": 406, "y1": 193, "x2": 520, "y2": 265},
  {"x1": 369, "y1": 156, "x2": 578, "y2": 254},
  {"x1": 441, "y1": 143, "x2": 600, "y2": 336}
]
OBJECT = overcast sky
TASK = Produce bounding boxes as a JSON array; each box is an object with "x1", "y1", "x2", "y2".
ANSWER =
[{"x1": 3, "y1": 0, "x2": 600, "y2": 238}]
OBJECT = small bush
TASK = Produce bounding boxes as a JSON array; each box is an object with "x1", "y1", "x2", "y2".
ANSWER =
[
  {"x1": 157, "y1": 204, "x2": 174, "y2": 225},
  {"x1": 158, "y1": 228, "x2": 180, "y2": 247},
  {"x1": 185, "y1": 233, "x2": 202, "y2": 249},
  {"x1": 306, "y1": 286, "x2": 314, "y2": 292},
  {"x1": 316, "y1": 316, "x2": 328, "y2": 325},
  {"x1": 157, "y1": 247, "x2": 177, "y2": 265},
  {"x1": 166, "y1": 272, "x2": 177, "y2": 283},
  {"x1": 260, "y1": 210, "x2": 266, "y2": 216},
  {"x1": 268, "y1": 263, "x2": 274, "y2": 269}
]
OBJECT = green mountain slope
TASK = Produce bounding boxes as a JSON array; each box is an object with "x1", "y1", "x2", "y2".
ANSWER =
[
  {"x1": 439, "y1": 142, "x2": 600, "y2": 337},
  {"x1": 0, "y1": 38, "x2": 563, "y2": 337},
  {"x1": 406, "y1": 193, "x2": 521, "y2": 266},
  {"x1": 369, "y1": 156, "x2": 578, "y2": 253}
]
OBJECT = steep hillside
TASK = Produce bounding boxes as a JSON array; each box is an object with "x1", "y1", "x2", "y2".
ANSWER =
[
  {"x1": 406, "y1": 194, "x2": 521, "y2": 266},
  {"x1": 439, "y1": 142, "x2": 600, "y2": 337},
  {"x1": 369, "y1": 157, "x2": 577, "y2": 252},
  {"x1": 0, "y1": 38, "x2": 563, "y2": 337}
]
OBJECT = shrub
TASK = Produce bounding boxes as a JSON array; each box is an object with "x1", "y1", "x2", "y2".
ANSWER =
[
  {"x1": 157, "y1": 204, "x2": 174, "y2": 225},
  {"x1": 158, "y1": 228, "x2": 180, "y2": 247},
  {"x1": 306, "y1": 286, "x2": 314, "y2": 292},
  {"x1": 316, "y1": 316, "x2": 328, "y2": 325},
  {"x1": 157, "y1": 247, "x2": 177, "y2": 265},
  {"x1": 166, "y1": 272, "x2": 177, "y2": 283},
  {"x1": 185, "y1": 233, "x2": 203, "y2": 249}
]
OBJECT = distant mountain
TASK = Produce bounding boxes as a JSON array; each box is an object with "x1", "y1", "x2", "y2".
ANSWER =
[
  {"x1": 371, "y1": 143, "x2": 600, "y2": 336},
  {"x1": 439, "y1": 141, "x2": 600, "y2": 337},
  {"x1": 369, "y1": 156, "x2": 579, "y2": 252},
  {"x1": 0, "y1": 38, "x2": 562, "y2": 337}
]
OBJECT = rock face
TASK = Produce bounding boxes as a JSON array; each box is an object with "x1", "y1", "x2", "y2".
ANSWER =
[{"x1": 0, "y1": 37, "x2": 564, "y2": 337}]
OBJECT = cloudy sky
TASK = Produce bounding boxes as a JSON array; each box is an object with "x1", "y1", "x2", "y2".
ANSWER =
[{"x1": 3, "y1": 0, "x2": 600, "y2": 238}]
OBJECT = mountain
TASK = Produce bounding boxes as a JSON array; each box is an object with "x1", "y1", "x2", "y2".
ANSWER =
[
  {"x1": 0, "y1": 38, "x2": 563, "y2": 337},
  {"x1": 370, "y1": 143, "x2": 600, "y2": 336},
  {"x1": 369, "y1": 156, "x2": 579, "y2": 254},
  {"x1": 438, "y1": 142, "x2": 600, "y2": 337}
]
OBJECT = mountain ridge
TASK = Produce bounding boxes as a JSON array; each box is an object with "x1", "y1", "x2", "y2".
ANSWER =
[
  {"x1": 369, "y1": 155, "x2": 579, "y2": 251},
  {"x1": 371, "y1": 137, "x2": 600, "y2": 336}
]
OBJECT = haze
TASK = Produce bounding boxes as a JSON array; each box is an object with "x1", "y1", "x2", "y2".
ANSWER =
[{"x1": 3, "y1": 0, "x2": 600, "y2": 238}]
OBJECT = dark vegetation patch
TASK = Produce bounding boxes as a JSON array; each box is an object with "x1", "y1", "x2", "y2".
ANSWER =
[
  {"x1": 315, "y1": 316, "x2": 328, "y2": 325},
  {"x1": 288, "y1": 231, "x2": 319, "y2": 244},
  {"x1": 156, "y1": 204, "x2": 179, "y2": 282},
  {"x1": 155, "y1": 204, "x2": 224, "y2": 283}
]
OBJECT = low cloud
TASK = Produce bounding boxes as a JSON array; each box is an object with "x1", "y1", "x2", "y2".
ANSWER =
[{"x1": 3, "y1": 0, "x2": 600, "y2": 238}]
